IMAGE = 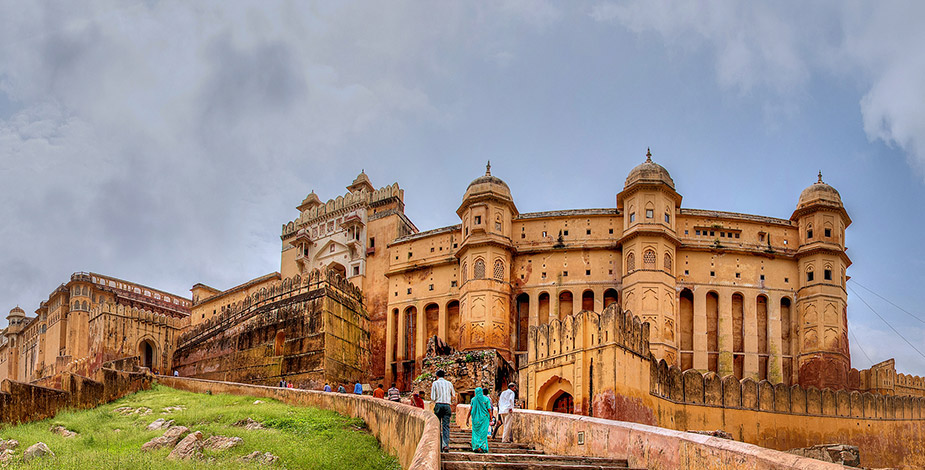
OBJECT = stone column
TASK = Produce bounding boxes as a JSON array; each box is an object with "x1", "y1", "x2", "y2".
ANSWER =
[
  {"x1": 385, "y1": 309, "x2": 394, "y2": 383},
  {"x1": 416, "y1": 303, "x2": 425, "y2": 361},
  {"x1": 744, "y1": 291, "x2": 759, "y2": 380},
  {"x1": 438, "y1": 303, "x2": 447, "y2": 343},
  {"x1": 693, "y1": 287, "x2": 708, "y2": 371},
  {"x1": 717, "y1": 289, "x2": 733, "y2": 377},
  {"x1": 396, "y1": 307, "x2": 406, "y2": 361},
  {"x1": 767, "y1": 294, "x2": 783, "y2": 384}
]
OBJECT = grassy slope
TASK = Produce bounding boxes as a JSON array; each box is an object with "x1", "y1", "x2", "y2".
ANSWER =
[{"x1": 0, "y1": 384, "x2": 401, "y2": 470}]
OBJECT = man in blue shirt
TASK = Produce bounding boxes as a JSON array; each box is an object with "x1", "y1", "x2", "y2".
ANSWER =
[{"x1": 354, "y1": 382, "x2": 363, "y2": 394}]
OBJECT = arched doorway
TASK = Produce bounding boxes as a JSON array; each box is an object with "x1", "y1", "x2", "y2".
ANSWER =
[
  {"x1": 328, "y1": 262, "x2": 347, "y2": 279},
  {"x1": 551, "y1": 392, "x2": 574, "y2": 414},
  {"x1": 139, "y1": 339, "x2": 157, "y2": 371}
]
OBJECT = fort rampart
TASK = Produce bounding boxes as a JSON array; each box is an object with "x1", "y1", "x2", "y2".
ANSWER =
[
  {"x1": 172, "y1": 271, "x2": 369, "y2": 388},
  {"x1": 157, "y1": 375, "x2": 440, "y2": 470},
  {"x1": 0, "y1": 357, "x2": 152, "y2": 425},
  {"x1": 525, "y1": 304, "x2": 925, "y2": 468}
]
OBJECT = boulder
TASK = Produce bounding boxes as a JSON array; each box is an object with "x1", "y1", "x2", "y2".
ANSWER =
[
  {"x1": 141, "y1": 425, "x2": 189, "y2": 451},
  {"x1": 0, "y1": 439, "x2": 18, "y2": 452},
  {"x1": 167, "y1": 431, "x2": 203, "y2": 460},
  {"x1": 202, "y1": 435, "x2": 243, "y2": 451},
  {"x1": 23, "y1": 442, "x2": 54, "y2": 462},
  {"x1": 0, "y1": 449, "x2": 14, "y2": 464},
  {"x1": 232, "y1": 418, "x2": 265, "y2": 430},
  {"x1": 239, "y1": 451, "x2": 279, "y2": 465},
  {"x1": 253, "y1": 400, "x2": 264, "y2": 405},
  {"x1": 145, "y1": 419, "x2": 174, "y2": 431},
  {"x1": 49, "y1": 425, "x2": 77, "y2": 438}
]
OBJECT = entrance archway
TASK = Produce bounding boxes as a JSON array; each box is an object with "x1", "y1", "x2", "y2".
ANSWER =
[
  {"x1": 551, "y1": 392, "x2": 574, "y2": 414},
  {"x1": 139, "y1": 339, "x2": 157, "y2": 371}
]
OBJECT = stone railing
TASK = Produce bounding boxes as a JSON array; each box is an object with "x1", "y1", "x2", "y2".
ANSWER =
[
  {"x1": 455, "y1": 405, "x2": 843, "y2": 469},
  {"x1": 156, "y1": 376, "x2": 439, "y2": 470},
  {"x1": 176, "y1": 270, "x2": 364, "y2": 350}
]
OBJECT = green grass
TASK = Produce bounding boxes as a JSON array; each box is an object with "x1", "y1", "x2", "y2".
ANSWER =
[{"x1": 0, "y1": 384, "x2": 401, "y2": 470}]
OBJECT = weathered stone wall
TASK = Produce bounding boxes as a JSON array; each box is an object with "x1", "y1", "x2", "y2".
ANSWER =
[
  {"x1": 525, "y1": 305, "x2": 925, "y2": 468},
  {"x1": 157, "y1": 376, "x2": 439, "y2": 470},
  {"x1": 0, "y1": 356, "x2": 151, "y2": 425},
  {"x1": 171, "y1": 272, "x2": 369, "y2": 389},
  {"x1": 413, "y1": 344, "x2": 515, "y2": 402},
  {"x1": 456, "y1": 404, "x2": 845, "y2": 470}
]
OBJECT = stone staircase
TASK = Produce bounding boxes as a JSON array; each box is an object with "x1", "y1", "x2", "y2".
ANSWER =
[{"x1": 442, "y1": 422, "x2": 643, "y2": 470}]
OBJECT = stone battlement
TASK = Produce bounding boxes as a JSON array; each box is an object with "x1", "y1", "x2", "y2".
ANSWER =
[{"x1": 282, "y1": 183, "x2": 403, "y2": 236}]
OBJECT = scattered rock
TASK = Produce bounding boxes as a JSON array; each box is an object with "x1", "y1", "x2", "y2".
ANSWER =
[
  {"x1": 49, "y1": 425, "x2": 77, "y2": 438},
  {"x1": 232, "y1": 418, "x2": 265, "y2": 430},
  {"x1": 0, "y1": 439, "x2": 18, "y2": 452},
  {"x1": 253, "y1": 400, "x2": 264, "y2": 405},
  {"x1": 114, "y1": 429, "x2": 121, "y2": 433},
  {"x1": 115, "y1": 406, "x2": 153, "y2": 416},
  {"x1": 161, "y1": 405, "x2": 186, "y2": 414},
  {"x1": 788, "y1": 444, "x2": 860, "y2": 467},
  {"x1": 239, "y1": 451, "x2": 278, "y2": 465},
  {"x1": 167, "y1": 431, "x2": 204, "y2": 460},
  {"x1": 141, "y1": 425, "x2": 189, "y2": 451},
  {"x1": 145, "y1": 419, "x2": 174, "y2": 431},
  {"x1": 23, "y1": 442, "x2": 54, "y2": 462},
  {"x1": 0, "y1": 449, "x2": 14, "y2": 464},
  {"x1": 202, "y1": 435, "x2": 243, "y2": 451}
]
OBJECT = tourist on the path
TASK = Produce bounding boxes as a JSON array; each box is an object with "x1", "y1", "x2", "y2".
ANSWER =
[
  {"x1": 279, "y1": 379, "x2": 285, "y2": 388},
  {"x1": 411, "y1": 391, "x2": 424, "y2": 409},
  {"x1": 466, "y1": 386, "x2": 492, "y2": 453},
  {"x1": 287, "y1": 381, "x2": 294, "y2": 388},
  {"x1": 173, "y1": 370, "x2": 179, "y2": 377},
  {"x1": 323, "y1": 383, "x2": 332, "y2": 392},
  {"x1": 499, "y1": 382, "x2": 517, "y2": 443},
  {"x1": 338, "y1": 384, "x2": 347, "y2": 393},
  {"x1": 387, "y1": 383, "x2": 401, "y2": 402},
  {"x1": 353, "y1": 382, "x2": 363, "y2": 395},
  {"x1": 431, "y1": 369, "x2": 456, "y2": 453},
  {"x1": 373, "y1": 384, "x2": 386, "y2": 399}
]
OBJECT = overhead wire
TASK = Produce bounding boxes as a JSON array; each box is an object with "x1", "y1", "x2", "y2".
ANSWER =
[
  {"x1": 848, "y1": 279, "x2": 925, "y2": 325},
  {"x1": 847, "y1": 284, "x2": 925, "y2": 361}
]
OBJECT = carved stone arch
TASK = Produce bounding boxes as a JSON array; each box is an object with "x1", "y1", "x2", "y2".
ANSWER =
[
  {"x1": 643, "y1": 248, "x2": 656, "y2": 269},
  {"x1": 536, "y1": 375, "x2": 574, "y2": 413},
  {"x1": 473, "y1": 258, "x2": 486, "y2": 279},
  {"x1": 625, "y1": 252, "x2": 635, "y2": 272}
]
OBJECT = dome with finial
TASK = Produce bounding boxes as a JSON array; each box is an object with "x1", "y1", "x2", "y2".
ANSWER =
[
  {"x1": 297, "y1": 190, "x2": 322, "y2": 212},
  {"x1": 463, "y1": 161, "x2": 512, "y2": 202},
  {"x1": 347, "y1": 170, "x2": 374, "y2": 193},
  {"x1": 797, "y1": 171, "x2": 843, "y2": 210},
  {"x1": 8, "y1": 306, "x2": 24, "y2": 318},
  {"x1": 624, "y1": 148, "x2": 675, "y2": 190}
]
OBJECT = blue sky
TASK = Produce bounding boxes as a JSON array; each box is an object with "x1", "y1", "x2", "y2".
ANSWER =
[{"x1": 1, "y1": 2, "x2": 924, "y2": 375}]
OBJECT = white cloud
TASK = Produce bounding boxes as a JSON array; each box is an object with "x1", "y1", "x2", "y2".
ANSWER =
[{"x1": 590, "y1": 1, "x2": 925, "y2": 175}]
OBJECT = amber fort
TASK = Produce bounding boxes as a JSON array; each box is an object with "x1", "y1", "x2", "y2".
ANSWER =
[{"x1": 5, "y1": 152, "x2": 925, "y2": 468}]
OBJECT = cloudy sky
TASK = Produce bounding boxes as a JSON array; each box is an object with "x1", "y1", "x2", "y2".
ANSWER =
[{"x1": 2, "y1": 1, "x2": 925, "y2": 375}]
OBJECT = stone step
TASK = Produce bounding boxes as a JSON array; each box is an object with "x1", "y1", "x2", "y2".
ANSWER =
[
  {"x1": 443, "y1": 452, "x2": 631, "y2": 467},
  {"x1": 446, "y1": 446, "x2": 545, "y2": 455},
  {"x1": 442, "y1": 461, "x2": 639, "y2": 470},
  {"x1": 447, "y1": 442, "x2": 536, "y2": 449}
]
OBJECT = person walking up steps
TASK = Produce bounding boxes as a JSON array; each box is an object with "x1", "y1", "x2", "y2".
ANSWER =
[
  {"x1": 430, "y1": 369, "x2": 456, "y2": 452},
  {"x1": 499, "y1": 382, "x2": 517, "y2": 443},
  {"x1": 466, "y1": 387, "x2": 492, "y2": 453},
  {"x1": 387, "y1": 383, "x2": 401, "y2": 402}
]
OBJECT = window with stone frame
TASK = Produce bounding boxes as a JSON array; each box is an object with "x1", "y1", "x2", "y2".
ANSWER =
[
  {"x1": 493, "y1": 259, "x2": 505, "y2": 280},
  {"x1": 461, "y1": 263, "x2": 467, "y2": 284},
  {"x1": 474, "y1": 258, "x2": 486, "y2": 279},
  {"x1": 626, "y1": 252, "x2": 635, "y2": 271},
  {"x1": 664, "y1": 253, "x2": 672, "y2": 272},
  {"x1": 643, "y1": 249, "x2": 656, "y2": 269}
]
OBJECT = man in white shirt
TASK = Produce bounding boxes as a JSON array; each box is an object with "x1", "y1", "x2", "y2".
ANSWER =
[
  {"x1": 430, "y1": 369, "x2": 456, "y2": 452},
  {"x1": 498, "y1": 382, "x2": 517, "y2": 443}
]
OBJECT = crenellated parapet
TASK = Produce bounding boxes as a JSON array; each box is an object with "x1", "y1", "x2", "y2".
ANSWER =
[
  {"x1": 847, "y1": 359, "x2": 925, "y2": 398},
  {"x1": 650, "y1": 358, "x2": 925, "y2": 419},
  {"x1": 90, "y1": 304, "x2": 189, "y2": 329},
  {"x1": 528, "y1": 303, "x2": 650, "y2": 363},
  {"x1": 282, "y1": 182, "x2": 403, "y2": 237}
]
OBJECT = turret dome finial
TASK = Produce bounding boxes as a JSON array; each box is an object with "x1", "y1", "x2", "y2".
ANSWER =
[
  {"x1": 818, "y1": 170, "x2": 823, "y2": 183},
  {"x1": 646, "y1": 148, "x2": 652, "y2": 163},
  {"x1": 486, "y1": 161, "x2": 491, "y2": 176}
]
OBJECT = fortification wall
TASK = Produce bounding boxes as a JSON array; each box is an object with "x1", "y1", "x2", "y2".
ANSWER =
[
  {"x1": 0, "y1": 356, "x2": 151, "y2": 425},
  {"x1": 171, "y1": 272, "x2": 369, "y2": 389},
  {"x1": 157, "y1": 376, "x2": 439, "y2": 470},
  {"x1": 526, "y1": 305, "x2": 925, "y2": 468}
]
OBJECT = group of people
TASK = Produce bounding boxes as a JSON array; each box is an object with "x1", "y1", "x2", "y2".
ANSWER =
[
  {"x1": 431, "y1": 369, "x2": 518, "y2": 454},
  {"x1": 278, "y1": 379, "x2": 295, "y2": 388}
]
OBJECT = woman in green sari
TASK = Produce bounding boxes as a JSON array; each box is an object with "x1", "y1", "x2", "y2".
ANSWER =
[{"x1": 466, "y1": 387, "x2": 492, "y2": 453}]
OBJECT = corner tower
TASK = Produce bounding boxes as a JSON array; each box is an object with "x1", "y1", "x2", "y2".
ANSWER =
[
  {"x1": 617, "y1": 150, "x2": 682, "y2": 366},
  {"x1": 791, "y1": 172, "x2": 851, "y2": 390},
  {"x1": 456, "y1": 163, "x2": 518, "y2": 361}
]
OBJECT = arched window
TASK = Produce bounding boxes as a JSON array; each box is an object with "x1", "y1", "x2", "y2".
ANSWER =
[
  {"x1": 461, "y1": 262, "x2": 467, "y2": 284},
  {"x1": 663, "y1": 253, "x2": 672, "y2": 272},
  {"x1": 81, "y1": 301, "x2": 88, "y2": 311},
  {"x1": 73, "y1": 301, "x2": 80, "y2": 310},
  {"x1": 643, "y1": 249, "x2": 656, "y2": 269},
  {"x1": 806, "y1": 266, "x2": 815, "y2": 282},
  {"x1": 493, "y1": 259, "x2": 505, "y2": 280},
  {"x1": 474, "y1": 258, "x2": 486, "y2": 279},
  {"x1": 626, "y1": 252, "x2": 635, "y2": 271},
  {"x1": 806, "y1": 223, "x2": 814, "y2": 240}
]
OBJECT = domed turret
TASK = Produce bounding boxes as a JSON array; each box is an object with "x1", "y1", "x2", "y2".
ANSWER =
[
  {"x1": 7, "y1": 306, "x2": 24, "y2": 319},
  {"x1": 624, "y1": 149, "x2": 675, "y2": 190},
  {"x1": 347, "y1": 170, "x2": 374, "y2": 193},
  {"x1": 797, "y1": 172, "x2": 843, "y2": 210},
  {"x1": 297, "y1": 191, "x2": 322, "y2": 212},
  {"x1": 461, "y1": 162, "x2": 513, "y2": 204}
]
